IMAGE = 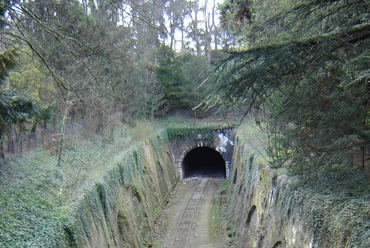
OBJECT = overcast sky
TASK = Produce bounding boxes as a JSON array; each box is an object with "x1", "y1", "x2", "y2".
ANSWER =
[{"x1": 78, "y1": 0, "x2": 224, "y2": 51}]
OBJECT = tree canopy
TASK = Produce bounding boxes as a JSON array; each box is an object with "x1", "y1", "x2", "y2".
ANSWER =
[
  {"x1": 0, "y1": 0, "x2": 368, "y2": 177},
  {"x1": 202, "y1": 0, "x2": 369, "y2": 175}
]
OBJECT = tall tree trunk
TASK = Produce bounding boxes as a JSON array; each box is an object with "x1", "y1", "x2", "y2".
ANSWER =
[
  {"x1": 169, "y1": 16, "x2": 175, "y2": 49},
  {"x1": 57, "y1": 98, "x2": 73, "y2": 167},
  {"x1": 181, "y1": 19, "x2": 185, "y2": 50},
  {"x1": 7, "y1": 126, "x2": 14, "y2": 154},
  {"x1": 211, "y1": 0, "x2": 218, "y2": 50},
  {"x1": 0, "y1": 130, "x2": 4, "y2": 160},
  {"x1": 192, "y1": 2, "x2": 201, "y2": 56}
]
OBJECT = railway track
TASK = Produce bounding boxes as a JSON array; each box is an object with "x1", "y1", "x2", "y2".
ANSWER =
[{"x1": 170, "y1": 178, "x2": 209, "y2": 248}]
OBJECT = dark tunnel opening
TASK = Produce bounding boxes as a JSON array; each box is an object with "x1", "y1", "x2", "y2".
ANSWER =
[{"x1": 182, "y1": 146, "x2": 226, "y2": 179}]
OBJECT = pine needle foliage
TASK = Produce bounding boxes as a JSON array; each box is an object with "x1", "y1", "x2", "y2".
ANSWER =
[
  {"x1": 203, "y1": 0, "x2": 369, "y2": 176},
  {"x1": 0, "y1": 89, "x2": 39, "y2": 128},
  {"x1": 249, "y1": 0, "x2": 369, "y2": 46}
]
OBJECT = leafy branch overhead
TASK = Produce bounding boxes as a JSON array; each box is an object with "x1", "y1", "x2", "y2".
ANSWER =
[
  {"x1": 203, "y1": 24, "x2": 369, "y2": 109},
  {"x1": 204, "y1": 0, "x2": 369, "y2": 174}
]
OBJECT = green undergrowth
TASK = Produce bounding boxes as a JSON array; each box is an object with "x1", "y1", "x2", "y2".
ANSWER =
[
  {"x1": 295, "y1": 164, "x2": 370, "y2": 247},
  {"x1": 236, "y1": 121, "x2": 269, "y2": 165},
  {"x1": 0, "y1": 121, "x2": 171, "y2": 247},
  {"x1": 210, "y1": 180, "x2": 231, "y2": 243},
  {"x1": 268, "y1": 163, "x2": 370, "y2": 247}
]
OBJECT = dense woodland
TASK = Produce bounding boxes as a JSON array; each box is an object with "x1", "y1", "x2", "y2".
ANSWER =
[
  {"x1": 0, "y1": 1, "x2": 369, "y2": 247},
  {"x1": 0, "y1": 0, "x2": 231, "y2": 160},
  {"x1": 0, "y1": 0, "x2": 369, "y2": 176},
  {"x1": 1, "y1": 0, "x2": 225, "y2": 128}
]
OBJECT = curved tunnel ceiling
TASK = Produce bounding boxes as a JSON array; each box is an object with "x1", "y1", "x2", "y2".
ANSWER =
[{"x1": 182, "y1": 146, "x2": 226, "y2": 179}]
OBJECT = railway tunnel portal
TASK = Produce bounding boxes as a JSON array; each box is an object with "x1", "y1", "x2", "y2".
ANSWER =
[
  {"x1": 168, "y1": 127, "x2": 235, "y2": 179},
  {"x1": 182, "y1": 146, "x2": 226, "y2": 179}
]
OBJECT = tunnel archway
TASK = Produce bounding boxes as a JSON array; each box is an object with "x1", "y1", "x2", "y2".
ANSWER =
[{"x1": 182, "y1": 146, "x2": 226, "y2": 179}]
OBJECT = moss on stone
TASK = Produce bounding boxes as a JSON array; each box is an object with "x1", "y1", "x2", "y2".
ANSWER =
[
  {"x1": 0, "y1": 129, "x2": 177, "y2": 247},
  {"x1": 227, "y1": 121, "x2": 369, "y2": 248}
]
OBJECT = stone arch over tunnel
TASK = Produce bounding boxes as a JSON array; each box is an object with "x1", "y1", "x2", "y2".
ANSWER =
[
  {"x1": 182, "y1": 146, "x2": 226, "y2": 179},
  {"x1": 272, "y1": 241, "x2": 285, "y2": 248}
]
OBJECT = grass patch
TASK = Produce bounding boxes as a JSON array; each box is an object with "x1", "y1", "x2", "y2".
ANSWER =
[
  {"x1": 163, "y1": 115, "x2": 237, "y2": 140},
  {"x1": 209, "y1": 180, "x2": 230, "y2": 241}
]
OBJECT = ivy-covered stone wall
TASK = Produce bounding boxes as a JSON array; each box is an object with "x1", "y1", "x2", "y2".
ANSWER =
[
  {"x1": 228, "y1": 124, "x2": 369, "y2": 248},
  {"x1": 57, "y1": 131, "x2": 177, "y2": 247}
]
